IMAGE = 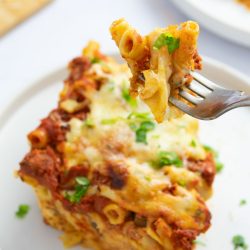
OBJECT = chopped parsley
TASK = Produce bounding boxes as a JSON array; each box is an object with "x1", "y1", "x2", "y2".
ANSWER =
[
  {"x1": 65, "y1": 176, "x2": 90, "y2": 203},
  {"x1": 152, "y1": 134, "x2": 160, "y2": 139},
  {"x1": 127, "y1": 112, "x2": 155, "y2": 144},
  {"x1": 153, "y1": 33, "x2": 180, "y2": 53},
  {"x1": 135, "y1": 128, "x2": 147, "y2": 143},
  {"x1": 121, "y1": 85, "x2": 137, "y2": 108},
  {"x1": 101, "y1": 112, "x2": 155, "y2": 144},
  {"x1": 101, "y1": 118, "x2": 121, "y2": 125},
  {"x1": 140, "y1": 120, "x2": 155, "y2": 131},
  {"x1": 127, "y1": 112, "x2": 152, "y2": 121},
  {"x1": 240, "y1": 199, "x2": 247, "y2": 206},
  {"x1": 101, "y1": 112, "x2": 152, "y2": 126},
  {"x1": 15, "y1": 204, "x2": 30, "y2": 218},
  {"x1": 91, "y1": 57, "x2": 101, "y2": 64},
  {"x1": 178, "y1": 180, "x2": 186, "y2": 187},
  {"x1": 135, "y1": 121, "x2": 155, "y2": 144},
  {"x1": 144, "y1": 176, "x2": 151, "y2": 182},
  {"x1": 84, "y1": 118, "x2": 94, "y2": 127},
  {"x1": 193, "y1": 239, "x2": 206, "y2": 247},
  {"x1": 232, "y1": 235, "x2": 248, "y2": 250},
  {"x1": 190, "y1": 139, "x2": 197, "y2": 147},
  {"x1": 215, "y1": 162, "x2": 224, "y2": 173},
  {"x1": 203, "y1": 145, "x2": 218, "y2": 157},
  {"x1": 153, "y1": 151, "x2": 183, "y2": 169},
  {"x1": 203, "y1": 144, "x2": 224, "y2": 173}
]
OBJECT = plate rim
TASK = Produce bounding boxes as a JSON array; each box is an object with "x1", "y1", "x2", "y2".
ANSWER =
[
  {"x1": 169, "y1": 0, "x2": 250, "y2": 48},
  {"x1": 0, "y1": 55, "x2": 249, "y2": 131}
]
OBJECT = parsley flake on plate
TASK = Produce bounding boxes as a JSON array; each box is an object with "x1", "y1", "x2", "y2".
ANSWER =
[
  {"x1": 232, "y1": 235, "x2": 248, "y2": 250},
  {"x1": 15, "y1": 204, "x2": 30, "y2": 219},
  {"x1": 240, "y1": 199, "x2": 247, "y2": 206},
  {"x1": 215, "y1": 161, "x2": 224, "y2": 173}
]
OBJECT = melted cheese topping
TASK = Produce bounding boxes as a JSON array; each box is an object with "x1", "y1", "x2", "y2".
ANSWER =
[
  {"x1": 65, "y1": 63, "x2": 205, "y2": 169},
  {"x1": 63, "y1": 59, "x2": 209, "y2": 231}
]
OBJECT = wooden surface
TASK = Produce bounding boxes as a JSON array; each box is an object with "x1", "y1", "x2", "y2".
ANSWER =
[
  {"x1": 0, "y1": 0, "x2": 52, "y2": 36},
  {"x1": 237, "y1": 0, "x2": 250, "y2": 10}
]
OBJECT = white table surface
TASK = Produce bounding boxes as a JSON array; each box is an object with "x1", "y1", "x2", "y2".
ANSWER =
[{"x1": 0, "y1": 0, "x2": 249, "y2": 110}]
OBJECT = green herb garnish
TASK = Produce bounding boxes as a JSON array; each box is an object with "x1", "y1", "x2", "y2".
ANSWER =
[
  {"x1": 203, "y1": 145, "x2": 218, "y2": 157},
  {"x1": 15, "y1": 204, "x2": 30, "y2": 218},
  {"x1": 101, "y1": 112, "x2": 152, "y2": 127},
  {"x1": 101, "y1": 112, "x2": 155, "y2": 144},
  {"x1": 84, "y1": 118, "x2": 94, "y2": 127},
  {"x1": 203, "y1": 144, "x2": 223, "y2": 173},
  {"x1": 135, "y1": 121, "x2": 155, "y2": 144},
  {"x1": 153, "y1": 151, "x2": 183, "y2": 169},
  {"x1": 91, "y1": 57, "x2": 101, "y2": 64},
  {"x1": 145, "y1": 176, "x2": 151, "y2": 182},
  {"x1": 101, "y1": 117, "x2": 125, "y2": 125},
  {"x1": 178, "y1": 180, "x2": 186, "y2": 187},
  {"x1": 135, "y1": 128, "x2": 147, "y2": 143},
  {"x1": 140, "y1": 121, "x2": 155, "y2": 131},
  {"x1": 190, "y1": 139, "x2": 197, "y2": 147},
  {"x1": 127, "y1": 112, "x2": 152, "y2": 121},
  {"x1": 240, "y1": 199, "x2": 247, "y2": 206},
  {"x1": 121, "y1": 85, "x2": 137, "y2": 108},
  {"x1": 193, "y1": 239, "x2": 206, "y2": 247},
  {"x1": 127, "y1": 112, "x2": 155, "y2": 144},
  {"x1": 152, "y1": 134, "x2": 160, "y2": 139},
  {"x1": 101, "y1": 118, "x2": 117, "y2": 125},
  {"x1": 232, "y1": 235, "x2": 248, "y2": 250},
  {"x1": 153, "y1": 33, "x2": 180, "y2": 53},
  {"x1": 215, "y1": 162, "x2": 224, "y2": 173},
  {"x1": 65, "y1": 176, "x2": 90, "y2": 203}
]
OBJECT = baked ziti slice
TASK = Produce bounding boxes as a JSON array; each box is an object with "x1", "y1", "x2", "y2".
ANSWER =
[{"x1": 18, "y1": 40, "x2": 215, "y2": 250}]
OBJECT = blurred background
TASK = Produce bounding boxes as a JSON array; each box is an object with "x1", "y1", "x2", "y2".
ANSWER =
[{"x1": 0, "y1": 0, "x2": 250, "y2": 109}]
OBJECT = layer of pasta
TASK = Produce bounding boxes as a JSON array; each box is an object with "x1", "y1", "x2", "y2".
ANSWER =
[
  {"x1": 110, "y1": 19, "x2": 202, "y2": 122},
  {"x1": 19, "y1": 41, "x2": 215, "y2": 250}
]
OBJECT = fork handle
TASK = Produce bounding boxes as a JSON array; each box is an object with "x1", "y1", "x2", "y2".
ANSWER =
[
  {"x1": 236, "y1": 95, "x2": 250, "y2": 107},
  {"x1": 217, "y1": 94, "x2": 250, "y2": 119}
]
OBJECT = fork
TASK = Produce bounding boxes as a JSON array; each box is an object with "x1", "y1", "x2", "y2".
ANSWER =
[{"x1": 169, "y1": 72, "x2": 250, "y2": 120}]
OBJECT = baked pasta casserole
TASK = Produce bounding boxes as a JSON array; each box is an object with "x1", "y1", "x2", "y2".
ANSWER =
[
  {"x1": 110, "y1": 19, "x2": 202, "y2": 123},
  {"x1": 18, "y1": 38, "x2": 215, "y2": 250}
]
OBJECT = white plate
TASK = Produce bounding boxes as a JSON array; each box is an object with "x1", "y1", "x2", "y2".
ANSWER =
[
  {"x1": 0, "y1": 55, "x2": 250, "y2": 250},
  {"x1": 170, "y1": 0, "x2": 250, "y2": 47}
]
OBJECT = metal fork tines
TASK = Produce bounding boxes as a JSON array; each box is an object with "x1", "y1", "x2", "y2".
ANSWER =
[{"x1": 169, "y1": 72, "x2": 250, "y2": 120}]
